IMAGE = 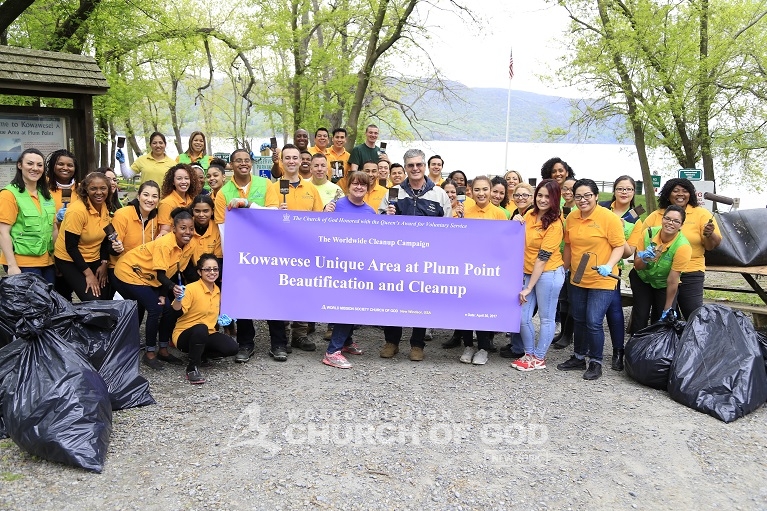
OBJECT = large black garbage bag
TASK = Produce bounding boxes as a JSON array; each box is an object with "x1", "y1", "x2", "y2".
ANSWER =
[
  {"x1": 705, "y1": 209, "x2": 767, "y2": 266},
  {"x1": 0, "y1": 273, "x2": 72, "y2": 329},
  {"x1": 757, "y1": 329, "x2": 767, "y2": 373},
  {"x1": 625, "y1": 319, "x2": 686, "y2": 390},
  {"x1": 58, "y1": 301, "x2": 154, "y2": 410},
  {"x1": 0, "y1": 340, "x2": 24, "y2": 437},
  {"x1": 2, "y1": 318, "x2": 112, "y2": 472},
  {"x1": 668, "y1": 305, "x2": 767, "y2": 423}
]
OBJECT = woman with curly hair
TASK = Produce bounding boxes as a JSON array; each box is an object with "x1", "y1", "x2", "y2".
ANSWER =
[
  {"x1": 640, "y1": 178, "x2": 721, "y2": 319},
  {"x1": 540, "y1": 157, "x2": 575, "y2": 188},
  {"x1": 489, "y1": 176, "x2": 512, "y2": 219},
  {"x1": 46, "y1": 148, "x2": 80, "y2": 212},
  {"x1": 157, "y1": 163, "x2": 200, "y2": 236},
  {"x1": 53, "y1": 172, "x2": 123, "y2": 301}
]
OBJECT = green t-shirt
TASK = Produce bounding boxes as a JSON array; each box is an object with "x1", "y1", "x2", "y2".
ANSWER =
[
  {"x1": 348, "y1": 143, "x2": 380, "y2": 168},
  {"x1": 314, "y1": 181, "x2": 343, "y2": 206}
]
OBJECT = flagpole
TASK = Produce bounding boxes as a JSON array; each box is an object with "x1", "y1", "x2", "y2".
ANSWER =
[
  {"x1": 504, "y1": 77, "x2": 511, "y2": 171},
  {"x1": 504, "y1": 47, "x2": 514, "y2": 171}
]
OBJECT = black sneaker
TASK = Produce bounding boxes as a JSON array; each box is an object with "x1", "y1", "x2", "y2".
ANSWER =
[
  {"x1": 142, "y1": 353, "x2": 164, "y2": 370},
  {"x1": 291, "y1": 336, "x2": 316, "y2": 352},
  {"x1": 156, "y1": 351, "x2": 184, "y2": 365},
  {"x1": 556, "y1": 355, "x2": 587, "y2": 371},
  {"x1": 441, "y1": 332, "x2": 461, "y2": 349},
  {"x1": 583, "y1": 361, "x2": 603, "y2": 380},
  {"x1": 235, "y1": 346, "x2": 255, "y2": 363},
  {"x1": 499, "y1": 345, "x2": 525, "y2": 359},
  {"x1": 186, "y1": 367, "x2": 206, "y2": 384},
  {"x1": 269, "y1": 346, "x2": 288, "y2": 362}
]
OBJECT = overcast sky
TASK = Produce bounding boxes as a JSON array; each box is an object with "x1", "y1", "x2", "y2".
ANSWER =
[{"x1": 419, "y1": 1, "x2": 579, "y2": 96}]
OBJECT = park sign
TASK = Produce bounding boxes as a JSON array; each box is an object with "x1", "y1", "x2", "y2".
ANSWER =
[
  {"x1": 678, "y1": 168, "x2": 702, "y2": 181},
  {"x1": 651, "y1": 175, "x2": 661, "y2": 188}
]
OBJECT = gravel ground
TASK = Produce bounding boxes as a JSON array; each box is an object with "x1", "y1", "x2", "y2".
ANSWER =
[{"x1": 1, "y1": 312, "x2": 767, "y2": 511}]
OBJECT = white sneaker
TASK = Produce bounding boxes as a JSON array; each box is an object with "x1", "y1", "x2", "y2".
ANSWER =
[
  {"x1": 460, "y1": 346, "x2": 477, "y2": 364},
  {"x1": 472, "y1": 349, "x2": 489, "y2": 365},
  {"x1": 424, "y1": 328, "x2": 433, "y2": 341}
]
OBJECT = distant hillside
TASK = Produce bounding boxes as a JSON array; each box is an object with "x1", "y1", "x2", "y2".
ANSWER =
[{"x1": 397, "y1": 81, "x2": 626, "y2": 143}]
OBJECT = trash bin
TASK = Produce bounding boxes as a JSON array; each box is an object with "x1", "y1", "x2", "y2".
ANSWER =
[{"x1": 636, "y1": 180, "x2": 644, "y2": 195}]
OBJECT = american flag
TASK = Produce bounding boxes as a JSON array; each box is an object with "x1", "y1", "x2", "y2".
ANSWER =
[{"x1": 509, "y1": 47, "x2": 514, "y2": 80}]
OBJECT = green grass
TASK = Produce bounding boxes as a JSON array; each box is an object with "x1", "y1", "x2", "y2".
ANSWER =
[
  {"x1": 1, "y1": 472, "x2": 23, "y2": 482},
  {"x1": 704, "y1": 290, "x2": 764, "y2": 306}
]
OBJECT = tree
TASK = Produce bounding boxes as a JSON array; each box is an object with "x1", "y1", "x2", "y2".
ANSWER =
[{"x1": 552, "y1": 0, "x2": 767, "y2": 203}]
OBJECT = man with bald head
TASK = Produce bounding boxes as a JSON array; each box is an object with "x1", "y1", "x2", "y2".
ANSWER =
[{"x1": 271, "y1": 128, "x2": 310, "y2": 178}]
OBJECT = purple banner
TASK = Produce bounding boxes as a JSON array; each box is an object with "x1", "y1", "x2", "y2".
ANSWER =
[{"x1": 221, "y1": 209, "x2": 524, "y2": 331}]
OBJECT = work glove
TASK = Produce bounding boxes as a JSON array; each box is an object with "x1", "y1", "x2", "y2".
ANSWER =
[
  {"x1": 660, "y1": 308, "x2": 676, "y2": 322},
  {"x1": 218, "y1": 314, "x2": 233, "y2": 327},
  {"x1": 636, "y1": 247, "x2": 656, "y2": 262},
  {"x1": 596, "y1": 264, "x2": 612, "y2": 277},
  {"x1": 56, "y1": 206, "x2": 67, "y2": 222},
  {"x1": 176, "y1": 285, "x2": 186, "y2": 301},
  {"x1": 115, "y1": 148, "x2": 125, "y2": 164}
]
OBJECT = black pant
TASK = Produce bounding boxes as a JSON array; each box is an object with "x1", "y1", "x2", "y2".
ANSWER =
[
  {"x1": 629, "y1": 269, "x2": 676, "y2": 334},
  {"x1": 678, "y1": 271, "x2": 704, "y2": 320},
  {"x1": 177, "y1": 324, "x2": 239, "y2": 371},
  {"x1": 383, "y1": 326, "x2": 426, "y2": 348},
  {"x1": 457, "y1": 330, "x2": 494, "y2": 350},
  {"x1": 54, "y1": 257, "x2": 108, "y2": 302}
]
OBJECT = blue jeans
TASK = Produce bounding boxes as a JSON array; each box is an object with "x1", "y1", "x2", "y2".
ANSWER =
[
  {"x1": 605, "y1": 278, "x2": 625, "y2": 350},
  {"x1": 3, "y1": 265, "x2": 55, "y2": 285},
  {"x1": 327, "y1": 323, "x2": 355, "y2": 354},
  {"x1": 520, "y1": 267, "x2": 565, "y2": 359},
  {"x1": 568, "y1": 283, "x2": 614, "y2": 364}
]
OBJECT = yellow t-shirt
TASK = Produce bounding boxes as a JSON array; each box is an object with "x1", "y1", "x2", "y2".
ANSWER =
[
  {"x1": 131, "y1": 153, "x2": 174, "y2": 186},
  {"x1": 113, "y1": 232, "x2": 194, "y2": 287},
  {"x1": 172, "y1": 280, "x2": 220, "y2": 346},
  {"x1": 523, "y1": 210, "x2": 564, "y2": 273},
  {"x1": 213, "y1": 179, "x2": 280, "y2": 224},
  {"x1": 189, "y1": 221, "x2": 222, "y2": 263},
  {"x1": 463, "y1": 202, "x2": 508, "y2": 220},
  {"x1": 642, "y1": 205, "x2": 721, "y2": 273},
  {"x1": 636, "y1": 229, "x2": 693, "y2": 273},
  {"x1": 109, "y1": 205, "x2": 159, "y2": 268},
  {"x1": 266, "y1": 180, "x2": 323, "y2": 211},
  {"x1": 0, "y1": 189, "x2": 54, "y2": 267},
  {"x1": 50, "y1": 186, "x2": 80, "y2": 212},
  {"x1": 53, "y1": 199, "x2": 111, "y2": 263},
  {"x1": 564, "y1": 205, "x2": 625, "y2": 290},
  {"x1": 158, "y1": 190, "x2": 192, "y2": 227},
  {"x1": 364, "y1": 184, "x2": 388, "y2": 210}
]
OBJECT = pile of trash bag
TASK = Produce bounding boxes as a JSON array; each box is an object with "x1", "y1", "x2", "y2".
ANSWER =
[
  {"x1": 625, "y1": 303, "x2": 767, "y2": 423},
  {"x1": 0, "y1": 274, "x2": 154, "y2": 472}
]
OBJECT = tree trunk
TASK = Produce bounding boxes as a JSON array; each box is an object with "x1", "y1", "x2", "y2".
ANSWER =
[
  {"x1": 169, "y1": 77, "x2": 182, "y2": 154},
  {"x1": 98, "y1": 115, "x2": 109, "y2": 167},
  {"x1": 698, "y1": 0, "x2": 715, "y2": 184}
]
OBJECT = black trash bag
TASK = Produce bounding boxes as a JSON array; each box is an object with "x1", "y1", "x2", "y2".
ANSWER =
[
  {"x1": 56, "y1": 300, "x2": 154, "y2": 410},
  {"x1": 705, "y1": 209, "x2": 767, "y2": 267},
  {"x1": 0, "y1": 274, "x2": 72, "y2": 334},
  {"x1": 625, "y1": 319, "x2": 685, "y2": 390},
  {"x1": 0, "y1": 340, "x2": 24, "y2": 437},
  {"x1": 0, "y1": 316, "x2": 13, "y2": 349},
  {"x1": 668, "y1": 305, "x2": 767, "y2": 423},
  {"x1": 2, "y1": 330, "x2": 112, "y2": 472},
  {"x1": 757, "y1": 329, "x2": 767, "y2": 374}
]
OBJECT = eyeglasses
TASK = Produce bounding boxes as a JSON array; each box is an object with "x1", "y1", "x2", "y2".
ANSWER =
[
  {"x1": 200, "y1": 267, "x2": 220, "y2": 273},
  {"x1": 405, "y1": 163, "x2": 425, "y2": 169},
  {"x1": 561, "y1": 186, "x2": 572, "y2": 192},
  {"x1": 662, "y1": 216, "x2": 682, "y2": 226},
  {"x1": 349, "y1": 182, "x2": 366, "y2": 187},
  {"x1": 513, "y1": 193, "x2": 532, "y2": 199},
  {"x1": 615, "y1": 187, "x2": 634, "y2": 193},
  {"x1": 232, "y1": 159, "x2": 251, "y2": 164},
  {"x1": 573, "y1": 193, "x2": 595, "y2": 202}
]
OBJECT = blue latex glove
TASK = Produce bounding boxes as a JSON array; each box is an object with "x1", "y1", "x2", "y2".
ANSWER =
[
  {"x1": 636, "y1": 247, "x2": 656, "y2": 262},
  {"x1": 596, "y1": 264, "x2": 612, "y2": 277},
  {"x1": 218, "y1": 314, "x2": 233, "y2": 326},
  {"x1": 175, "y1": 285, "x2": 186, "y2": 301},
  {"x1": 660, "y1": 308, "x2": 676, "y2": 321},
  {"x1": 115, "y1": 148, "x2": 125, "y2": 164},
  {"x1": 56, "y1": 206, "x2": 67, "y2": 222}
]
